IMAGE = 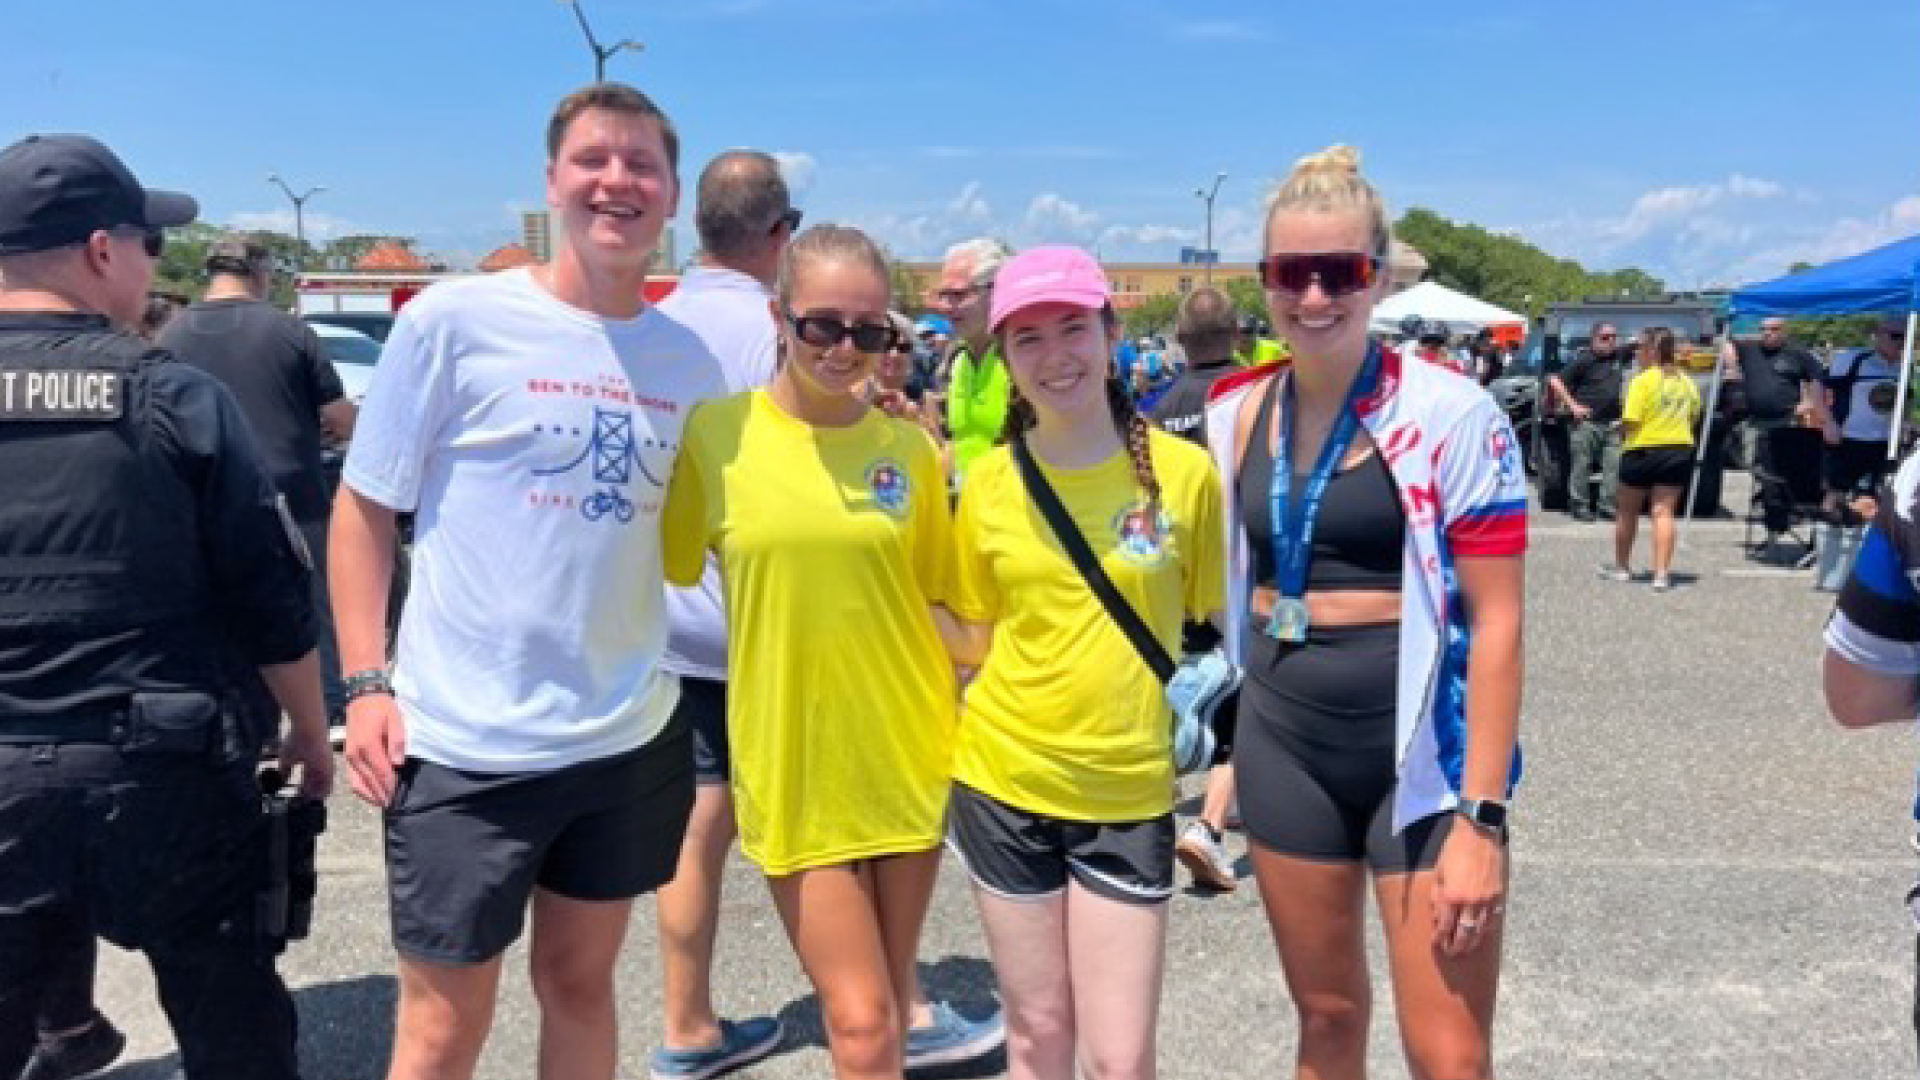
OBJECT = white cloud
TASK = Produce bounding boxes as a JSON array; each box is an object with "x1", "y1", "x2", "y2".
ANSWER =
[
  {"x1": 1171, "y1": 17, "x2": 1271, "y2": 42},
  {"x1": 224, "y1": 208, "x2": 372, "y2": 243},
  {"x1": 770, "y1": 151, "x2": 818, "y2": 199},
  {"x1": 1513, "y1": 179, "x2": 1917, "y2": 289},
  {"x1": 1024, "y1": 193, "x2": 1101, "y2": 240},
  {"x1": 947, "y1": 181, "x2": 992, "y2": 223}
]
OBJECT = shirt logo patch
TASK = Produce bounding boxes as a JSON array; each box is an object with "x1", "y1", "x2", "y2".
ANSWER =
[
  {"x1": 0, "y1": 369, "x2": 124, "y2": 421},
  {"x1": 1869, "y1": 381, "x2": 1898, "y2": 416},
  {"x1": 1112, "y1": 502, "x2": 1175, "y2": 567},
  {"x1": 866, "y1": 458, "x2": 912, "y2": 518},
  {"x1": 1488, "y1": 426, "x2": 1521, "y2": 487}
]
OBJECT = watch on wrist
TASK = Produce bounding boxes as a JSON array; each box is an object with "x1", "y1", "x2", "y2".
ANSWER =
[
  {"x1": 342, "y1": 669, "x2": 393, "y2": 705},
  {"x1": 1456, "y1": 798, "x2": 1508, "y2": 834}
]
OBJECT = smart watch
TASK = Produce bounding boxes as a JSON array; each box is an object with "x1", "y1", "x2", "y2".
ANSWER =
[{"x1": 1456, "y1": 798, "x2": 1509, "y2": 835}]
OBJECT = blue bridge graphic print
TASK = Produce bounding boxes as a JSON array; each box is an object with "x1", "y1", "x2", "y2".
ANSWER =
[{"x1": 531, "y1": 406, "x2": 673, "y2": 523}]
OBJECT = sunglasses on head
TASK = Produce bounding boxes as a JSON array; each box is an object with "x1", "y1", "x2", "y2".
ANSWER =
[
  {"x1": 1257, "y1": 252, "x2": 1381, "y2": 296},
  {"x1": 771, "y1": 208, "x2": 803, "y2": 235},
  {"x1": 786, "y1": 311, "x2": 898, "y2": 353}
]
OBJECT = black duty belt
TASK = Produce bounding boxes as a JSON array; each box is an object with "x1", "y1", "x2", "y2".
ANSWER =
[{"x1": 0, "y1": 710, "x2": 126, "y2": 746}]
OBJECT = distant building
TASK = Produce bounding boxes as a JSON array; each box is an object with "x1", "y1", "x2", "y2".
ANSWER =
[
  {"x1": 356, "y1": 240, "x2": 429, "y2": 273},
  {"x1": 480, "y1": 243, "x2": 538, "y2": 272},
  {"x1": 521, "y1": 209, "x2": 673, "y2": 270},
  {"x1": 522, "y1": 210, "x2": 553, "y2": 261}
]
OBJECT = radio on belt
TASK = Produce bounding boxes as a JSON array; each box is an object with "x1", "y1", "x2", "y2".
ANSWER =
[{"x1": 0, "y1": 369, "x2": 124, "y2": 420}]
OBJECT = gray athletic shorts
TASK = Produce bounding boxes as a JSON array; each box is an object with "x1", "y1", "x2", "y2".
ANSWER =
[
  {"x1": 946, "y1": 781, "x2": 1174, "y2": 907},
  {"x1": 383, "y1": 718, "x2": 693, "y2": 964}
]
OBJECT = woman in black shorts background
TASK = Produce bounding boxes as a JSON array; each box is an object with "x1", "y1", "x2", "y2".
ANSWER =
[{"x1": 1606, "y1": 329, "x2": 1702, "y2": 592}]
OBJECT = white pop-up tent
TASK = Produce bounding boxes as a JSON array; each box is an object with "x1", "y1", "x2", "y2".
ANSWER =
[{"x1": 1368, "y1": 281, "x2": 1526, "y2": 334}]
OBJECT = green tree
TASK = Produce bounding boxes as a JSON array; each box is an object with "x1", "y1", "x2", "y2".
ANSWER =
[
  {"x1": 891, "y1": 263, "x2": 929, "y2": 315},
  {"x1": 1221, "y1": 277, "x2": 1267, "y2": 323},
  {"x1": 1394, "y1": 207, "x2": 1666, "y2": 317},
  {"x1": 1121, "y1": 293, "x2": 1180, "y2": 339}
]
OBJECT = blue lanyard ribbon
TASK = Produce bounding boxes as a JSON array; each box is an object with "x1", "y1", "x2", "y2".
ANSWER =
[{"x1": 1269, "y1": 344, "x2": 1383, "y2": 609}]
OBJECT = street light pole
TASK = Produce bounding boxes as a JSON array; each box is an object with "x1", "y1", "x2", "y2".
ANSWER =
[
  {"x1": 266, "y1": 174, "x2": 325, "y2": 271},
  {"x1": 559, "y1": 0, "x2": 642, "y2": 82},
  {"x1": 1194, "y1": 171, "x2": 1226, "y2": 285}
]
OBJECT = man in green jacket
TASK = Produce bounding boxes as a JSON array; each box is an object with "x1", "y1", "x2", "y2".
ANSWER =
[{"x1": 931, "y1": 237, "x2": 1014, "y2": 484}]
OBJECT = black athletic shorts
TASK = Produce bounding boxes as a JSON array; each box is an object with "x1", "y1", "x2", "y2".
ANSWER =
[
  {"x1": 1238, "y1": 622, "x2": 1452, "y2": 871},
  {"x1": 1827, "y1": 437, "x2": 1892, "y2": 496},
  {"x1": 1618, "y1": 445, "x2": 1694, "y2": 490},
  {"x1": 946, "y1": 782, "x2": 1174, "y2": 907},
  {"x1": 383, "y1": 717, "x2": 694, "y2": 964},
  {"x1": 677, "y1": 676, "x2": 730, "y2": 785}
]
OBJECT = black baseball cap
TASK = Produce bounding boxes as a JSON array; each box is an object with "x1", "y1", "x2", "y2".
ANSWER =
[{"x1": 0, "y1": 134, "x2": 197, "y2": 255}]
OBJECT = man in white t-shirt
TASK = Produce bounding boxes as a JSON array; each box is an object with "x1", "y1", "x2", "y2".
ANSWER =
[
  {"x1": 330, "y1": 84, "x2": 718, "y2": 1080},
  {"x1": 1823, "y1": 315, "x2": 1912, "y2": 515}
]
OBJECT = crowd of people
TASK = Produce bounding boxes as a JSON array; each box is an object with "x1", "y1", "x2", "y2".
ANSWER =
[{"x1": 11, "y1": 73, "x2": 1912, "y2": 1080}]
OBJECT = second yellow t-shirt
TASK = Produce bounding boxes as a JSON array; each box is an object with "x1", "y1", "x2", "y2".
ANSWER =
[
  {"x1": 1623, "y1": 367, "x2": 1702, "y2": 450},
  {"x1": 662, "y1": 389, "x2": 957, "y2": 875},
  {"x1": 950, "y1": 429, "x2": 1224, "y2": 822}
]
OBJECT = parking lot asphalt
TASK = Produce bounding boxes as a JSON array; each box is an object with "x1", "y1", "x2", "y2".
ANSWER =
[{"x1": 89, "y1": 475, "x2": 1920, "y2": 1079}]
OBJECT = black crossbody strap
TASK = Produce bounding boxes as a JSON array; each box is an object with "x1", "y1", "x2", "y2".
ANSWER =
[{"x1": 1011, "y1": 437, "x2": 1176, "y2": 684}]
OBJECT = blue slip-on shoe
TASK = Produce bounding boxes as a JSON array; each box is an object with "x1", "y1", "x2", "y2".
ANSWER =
[
  {"x1": 649, "y1": 1016, "x2": 784, "y2": 1080},
  {"x1": 905, "y1": 1001, "x2": 1006, "y2": 1073}
]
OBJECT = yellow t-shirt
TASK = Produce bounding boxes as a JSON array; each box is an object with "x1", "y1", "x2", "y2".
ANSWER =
[
  {"x1": 662, "y1": 389, "x2": 957, "y2": 875},
  {"x1": 1623, "y1": 367, "x2": 1702, "y2": 451},
  {"x1": 950, "y1": 429, "x2": 1224, "y2": 822},
  {"x1": 1236, "y1": 338, "x2": 1289, "y2": 368}
]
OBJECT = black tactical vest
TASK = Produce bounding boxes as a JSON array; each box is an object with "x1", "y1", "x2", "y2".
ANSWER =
[{"x1": 0, "y1": 320, "x2": 214, "y2": 635}]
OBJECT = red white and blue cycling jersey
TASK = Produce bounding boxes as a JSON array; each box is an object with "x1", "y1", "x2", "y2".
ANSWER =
[
  {"x1": 1827, "y1": 450, "x2": 1920, "y2": 816},
  {"x1": 1204, "y1": 346, "x2": 1529, "y2": 831}
]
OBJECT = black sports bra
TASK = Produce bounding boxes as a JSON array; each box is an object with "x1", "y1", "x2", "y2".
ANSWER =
[{"x1": 1239, "y1": 377, "x2": 1405, "y2": 592}]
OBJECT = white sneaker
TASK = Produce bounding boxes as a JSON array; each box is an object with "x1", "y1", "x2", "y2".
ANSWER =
[
  {"x1": 1175, "y1": 822, "x2": 1237, "y2": 892},
  {"x1": 1597, "y1": 563, "x2": 1631, "y2": 582},
  {"x1": 1651, "y1": 575, "x2": 1673, "y2": 592}
]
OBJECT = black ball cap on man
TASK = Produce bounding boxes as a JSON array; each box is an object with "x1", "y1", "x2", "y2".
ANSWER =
[{"x1": 0, "y1": 134, "x2": 197, "y2": 254}]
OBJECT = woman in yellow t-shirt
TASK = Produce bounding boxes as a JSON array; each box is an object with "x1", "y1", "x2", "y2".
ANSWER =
[
  {"x1": 662, "y1": 225, "x2": 958, "y2": 1080},
  {"x1": 936, "y1": 246, "x2": 1224, "y2": 1077},
  {"x1": 1605, "y1": 328, "x2": 1702, "y2": 591}
]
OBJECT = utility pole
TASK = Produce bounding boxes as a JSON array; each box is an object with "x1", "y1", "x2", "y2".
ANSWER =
[
  {"x1": 559, "y1": 0, "x2": 642, "y2": 82},
  {"x1": 266, "y1": 174, "x2": 324, "y2": 270},
  {"x1": 1194, "y1": 171, "x2": 1226, "y2": 284}
]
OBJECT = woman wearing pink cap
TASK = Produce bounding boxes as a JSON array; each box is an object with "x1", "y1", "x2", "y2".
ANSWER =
[
  {"x1": 936, "y1": 245, "x2": 1224, "y2": 1079},
  {"x1": 1201, "y1": 146, "x2": 1525, "y2": 1079}
]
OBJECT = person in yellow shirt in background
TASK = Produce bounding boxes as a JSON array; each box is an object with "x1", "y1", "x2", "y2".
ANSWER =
[
  {"x1": 1234, "y1": 313, "x2": 1290, "y2": 368},
  {"x1": 662, "y1": 225, "x2": 964, "y2": 1080},
  {"x1": 935, "y1": 246, "x2": 1224, "y2": 1080},
  {"x1": 1603, "y1": 327, "x2": 1702, "y2": 591}
]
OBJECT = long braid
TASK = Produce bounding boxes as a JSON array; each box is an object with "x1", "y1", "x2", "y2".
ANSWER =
[
  {"x1": 1105, "y1": 376, "x2": 1163, "y2": 528},
  {"x1": 1000, "y1": 379, "x2": 1038, "y2": 446}
]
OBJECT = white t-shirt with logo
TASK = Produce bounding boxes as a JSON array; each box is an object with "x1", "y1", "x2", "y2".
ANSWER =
[
  {"x1": 654, "y1": 266, "x2": 780, "y2": 681},
  {"x1": 1837, "y1": 349, "x2": 1901, "y2": 443},
  {"x1": 343, "y1": 268, "x2": 726, "y2": 772}
]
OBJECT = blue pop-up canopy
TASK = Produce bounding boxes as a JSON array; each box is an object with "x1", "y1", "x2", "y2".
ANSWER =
[
  {"x1": 1687, "y1": 234, "x2": 1920, "y2": 518},
  {"x1": 1730, "y1": 233, "x2": 1920, "y2": 316}
]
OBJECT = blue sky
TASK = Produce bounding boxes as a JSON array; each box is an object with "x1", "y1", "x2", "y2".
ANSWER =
[{"x1": 8, "y1": 0, "x2": 1917, "y2": 287}]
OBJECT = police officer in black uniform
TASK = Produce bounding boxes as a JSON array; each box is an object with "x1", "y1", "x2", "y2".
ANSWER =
[{"x1": 0, "y1": 134, "x2": 334, "y2": 1080}]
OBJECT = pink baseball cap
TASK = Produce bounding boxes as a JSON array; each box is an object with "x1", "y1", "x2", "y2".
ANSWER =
[{"x1": 989, "y1": 245, "x2": 1111, "y2": 332}]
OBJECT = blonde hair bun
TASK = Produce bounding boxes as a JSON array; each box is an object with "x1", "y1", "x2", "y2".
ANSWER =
[{"x1": 1290, "y1": 144, "x2": 1361, "y2": 180}]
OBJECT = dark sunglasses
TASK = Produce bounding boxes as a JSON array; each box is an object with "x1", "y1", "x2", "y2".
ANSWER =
[
  {"x1": 1887, "y1": 329, "x2": 1908, "y2": 343},
  {"x1": 771, "y1": 208, "x2": 803, "y2": 235},
  {"x1": 1595, "y1": 333, "x2": 1618, "y2": 341},
  {"x1": 1257, "y1": 252, "x2": 1381, "y2": 296},
  {"x1": 113, "y1": 227, "x2": 164, "y2": 258},
  {"x1": 786, "y1": 311, "x2": 897, "y2": 353}
]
